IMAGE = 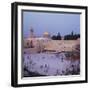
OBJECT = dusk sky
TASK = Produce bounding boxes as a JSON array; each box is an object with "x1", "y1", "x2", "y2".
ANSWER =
[{"x1": 23, "y1": 11, "x2": 80, "y2": 38}]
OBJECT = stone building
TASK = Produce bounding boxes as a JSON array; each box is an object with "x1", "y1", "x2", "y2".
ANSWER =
[{"x1": 23, "y1": 28, "x2": 51, "y2": 53}]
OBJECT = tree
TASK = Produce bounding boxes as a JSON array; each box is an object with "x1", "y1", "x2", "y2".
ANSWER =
[
  {"x1": 64, "y1": 31, "x2": 80, "y2": 40},
  {"x1": 51, "y1": 35, "x2": 57, "y2": 40},
  {"x1": 71, "y1": 31, "x2": 74, "y2": 36},
  {"x1": 57, "y1": 32, "x2": 61, "y2": 40},
  {"x1": 51, "y1": 32, "x2": 61, "y2": 40}
]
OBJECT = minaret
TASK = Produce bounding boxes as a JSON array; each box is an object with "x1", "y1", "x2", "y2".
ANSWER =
[{"x1": 30, "y1": 27, "x2": 34, "y2": 38}]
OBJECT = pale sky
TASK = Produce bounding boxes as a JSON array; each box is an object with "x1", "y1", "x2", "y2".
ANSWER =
[{"x1": 23, "y1": 11, "x2": 80, "y2": 38}]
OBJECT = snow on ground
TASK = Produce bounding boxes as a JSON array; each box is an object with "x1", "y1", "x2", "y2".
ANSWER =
[{"x1": 23, "y1": 53, "x2": 80, "y2": 76}]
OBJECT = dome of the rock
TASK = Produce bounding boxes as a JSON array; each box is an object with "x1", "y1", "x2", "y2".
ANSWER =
[{"x1": 43, "y1": 32, "x2": 50, "y2": 38}]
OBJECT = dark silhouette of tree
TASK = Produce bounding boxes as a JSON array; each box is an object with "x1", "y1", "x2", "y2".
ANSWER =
[
  {"x1": 71, "y1": 31, "x2": 74, "y2": 36},
  {"x1": 52, "y1": 35, "x2": 57, "y2": 40},
  {"x1": 51, "y1": 31, "x2": 80, "y2": 40},
  {"x1": 51, "y1": 32, "x2": 61, "y2": 40},
  {"x1": 57, "y1": 32, "x2": 61, "y2": 40},
  {"x1": 64, "y1": 31, "x2": 80, "y2": 40}
]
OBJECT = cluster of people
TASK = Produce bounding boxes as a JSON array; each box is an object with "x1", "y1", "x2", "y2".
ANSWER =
[{"x1": 23, "y1": 53, "x2": 80, "y2": 77}]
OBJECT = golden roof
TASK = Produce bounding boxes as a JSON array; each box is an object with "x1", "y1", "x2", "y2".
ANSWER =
[{"x1": 43, "y1": 32, "x2": 49, "y2": 35}]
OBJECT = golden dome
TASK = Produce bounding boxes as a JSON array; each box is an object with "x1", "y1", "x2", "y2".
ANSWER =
[
  {"x1": 44, "y1": 32, "x2": 49, "y2": 35},
  {"x1": 43, "y1": 32, "x2": 50, "y2": 38}
]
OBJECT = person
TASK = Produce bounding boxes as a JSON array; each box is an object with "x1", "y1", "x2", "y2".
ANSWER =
[
  {"x1": 44, "y1": 64, "x2": 49, "y2": 73},
  {"x1": 61, "y1": 55, "x2": 63, "y2": 62},
  {"x1": 40, "y1": 65, "x2": 43, "y2": 69}
]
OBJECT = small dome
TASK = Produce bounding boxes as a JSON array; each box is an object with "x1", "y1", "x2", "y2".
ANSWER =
[
  {"x1": 44, "y1": 32, "x2": 49, "y2": 35},
  {"x1": 43, "y1": 32, "x2": 50, "y2": 38}
]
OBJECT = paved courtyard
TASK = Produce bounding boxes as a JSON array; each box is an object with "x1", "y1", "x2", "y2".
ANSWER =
[{"x1": 23, "y1": 53, "x2": 80, "y2": 77}]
